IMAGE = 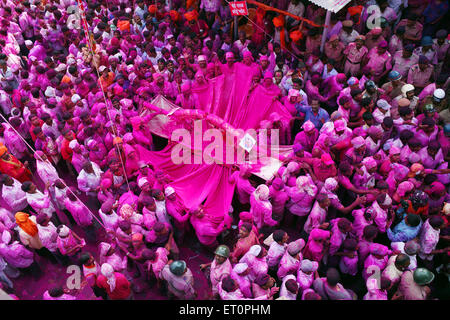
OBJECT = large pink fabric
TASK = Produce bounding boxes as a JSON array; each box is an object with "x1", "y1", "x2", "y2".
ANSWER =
[{"x1": 137, "y1": 64, "x2": 293, "y2": 231}]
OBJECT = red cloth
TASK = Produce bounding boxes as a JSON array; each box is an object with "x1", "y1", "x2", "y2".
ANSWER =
[
  {"x1": 29, "y1": 120, "x2": 43, "y2": 142},
  {"x1": 96, "y1": 272, "x2": 131, "y2": 300},
  {"x1": 0, "y1": 155, "x2": 32, "y2": 183},
  {"x1": 61, "y1": 138, "x2": 73, "y2": 161}
]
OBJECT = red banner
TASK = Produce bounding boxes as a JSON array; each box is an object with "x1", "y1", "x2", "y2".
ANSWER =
[{"x1": 229, "y1": 1, "x2": 249, "y2": 16}]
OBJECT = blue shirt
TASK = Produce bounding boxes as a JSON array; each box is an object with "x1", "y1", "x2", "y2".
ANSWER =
[
  {"x1": 295, "y1": 104, "x2": 330, "y2": 130},
  {"x1": 387, "y1": 214, "x2": 423, "y2": 242}
]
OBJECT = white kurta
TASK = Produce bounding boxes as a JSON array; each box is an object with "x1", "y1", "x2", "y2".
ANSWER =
[{"x1": 26, "y1": 190, "x2": 56, "y2": 218}]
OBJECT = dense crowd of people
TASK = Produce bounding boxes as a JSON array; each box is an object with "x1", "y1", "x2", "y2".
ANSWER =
[{"x1": 0, "y1": 0, "x2": 449, "y2": 300}]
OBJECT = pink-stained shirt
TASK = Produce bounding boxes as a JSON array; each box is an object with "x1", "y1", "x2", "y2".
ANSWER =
[
  {"x1": 323, "y1": 75, "x2": 345, "y2": 100},
  {"x1": 37, "y1": 222, "x2": 58, "y2": 253},
  {"x1": 366, "y1": 48, "x2": 392, "y2": 76},
  {"x1": 229, "y1": 171, "x2": 255, "y2": 205},
  {"x1": 301, "y1": 157, "x2": 338, "y2": 182},
  {"x1": 418, "y1": 219, "x2": 441, "y2": 260},
  {"x1": 190, "y1": 215, "x2": 225, "y2": 246},
  {"x1": 42, "y1": 291, "x2": 77, "y2": 300},
  {"x1": 418, "y1": 147, "x2": 445, "y2": 170},
  {"x1": 0, "y1": 240, "x2": 34, "y2": 268},
  {"x1": 239, "y1": 254, "x2": 268, "y2": 282},
  {"x1": 339, "y1": 250, "x2": 359, "y2": 276},
  {"x1": 392, "y1": 51, "x2": 419, "y2": 79},
  {"x1": 297, "y1": 264, "x2": 318, "y2": 291},
  {"x1": 407, "y1": 64, "x2": 434, "y2": 88},
  {"x1": 294, "y1": 130, "x2": 319, "y2": 153},
  {"x1": 210, "y1": 258, "x2": 232, "y2": 295},
  {"x1": 25, "y1": 190, "x2": 56, "y2": 218},
  {"x1": 98, "y1": 207, "x2": 119, "y2": 231},
  {"x1": 277, "y1": 250, "x2": 301, "y2": 280},
  {"x1": 363, "y1": 288, "x2": 388, "y2": 300},
  {"x1": 145, "y1": 247, "x2": 169, "y2": 280},
  {"x1": 329, "y1": 218, "x2": 348, "y2": 256},
  {"x1": 1, "y1": 178, "x2": 28, "y2": 212},
  {"x1": 304, "y1": 202, "x2": 328, "y2": 234},
  {"x1": 352, "y1": 209, "x2": 373, "y2": 240},
  {"x1": 363, "y1": 244, "x2": 391, "y2": 280},
  {"x1": 267, "y1": 241, "x2": 286, "y2": 268},
  {"x1": 57, "y1": 232, "x2": 85, "y2": 256},
  {"x1": 269, "y1": 186, "x2": 289, "y2": 216},
  {"x1": 382, "y1": 255, "x2": 405, "y2": 286},
  {"x1": 398, "y1": 270, "x2": 429, "y2": 300},
  {"x1": 64, "y1": 198, "x2": 93, "y2": 227},
  {"x1": 303, "y1": 228, "x2": 331, "y2": 262},
  {"x1": 160, "y1": 264, "x2": 194, "y2": 299},
  {"x1": 279, "y1": 274, "x2": 298, "y2": 300},
  {"x1": 166, "y1": 197, "x2": 189, "y2": 227},
  {"x1": 344, "y1": 42, "x2": 368, "y2": 64},
  {"x1": 388, "y1": 35, "x2": 403, "y2": 55},
  {"x1": 230, "y1": 271, "x2": 253, "y2": 298},
  {"x1": 371, "y1": 201, "x2": 389, "y2": 233},
  {"x1": 250, "y1": 193, "x2": 277, "y2": 229},
  {"x1": 414, "y1": 127, "x2": 438, "y2": 147}
]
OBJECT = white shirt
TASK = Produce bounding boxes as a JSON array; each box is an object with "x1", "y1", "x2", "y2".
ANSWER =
[
  {"x1": 267, "y1": 241, "x2": 286, "y2": 268},
  {"x1": 37, "y1": 221, "x2": 58, "y2": 252},
  {"x1": 0, "y1": 208, "x2": 15, "y2": 230},
  {"x1": 99, "y1": 208, "x2": 120, "y2": 231},
  {"x1": 26, "y1": 190, "x2": 56, "y2": 218},
  {"x1": 77, "y1": 163, "x2": 103, "y2": 193},
  {"x1": 279, "y1": 274, "x2": 298, "y2": 300},
  {"x1": 53, "y1": 186, "x2": 68, "y2": 210},
  {"x1": 1, "y1": 178, "x2": 28, "y2": 212},
  {"x1": 339, "y1": 30, "x2": 360, "y2": 46},
  {"x1": 155, "y1": 199, "x2": 170, "y2": 224},
  {"x1": 36, "y1": 160, "x2": 60, "y2": 185}
]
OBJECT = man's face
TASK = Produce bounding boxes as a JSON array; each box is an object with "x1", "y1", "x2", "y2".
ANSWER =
[
  {"x1": 319, "y1": 198, "x2": 330, "y2": 208},
  {"x1": 274, "y1": 72, "x2": 282, "y2": 83},
  {"x1": 343, "y1": 26, "x2": 352, "y2": 34},
  {"x1": 29, "y1": 183, "x2": 37, "y2": 193},
  {"x1": 64, "y1": 132, "x2": 74, "y2": 141},
  {"x1": 31, "y1": 116, "x2": 40, "y2": 126},
  {"x1": 427, "y1": 148, "x2": 438, "y2": 158},
  {"x1": 377, "y1": 47, "x2": 386, "y2": 55},
  {"x1": 390, "y1": 153, "x2": 400, "y2": 163},
  {"x1": 335, "y1": 128, "x2": 345, "y2": 135},
  {"x1": 215, "y1": 255, "x2": 226, "y2": 265},
  {"x1": 239, "y1": 226, "x2": 249, "y2": 238},
  {"x1": 406, "y1": 91, "x2": 415, "y2": 99},
  {"x1": 199, "y1": 60, "x2": 207, "y2": 69},
  {"x1": 37, "y1": 132, "x2": 45, "y2": 140},
  {"x1": 3, "y1": 176, "x2": 13, "y2": 186}
]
